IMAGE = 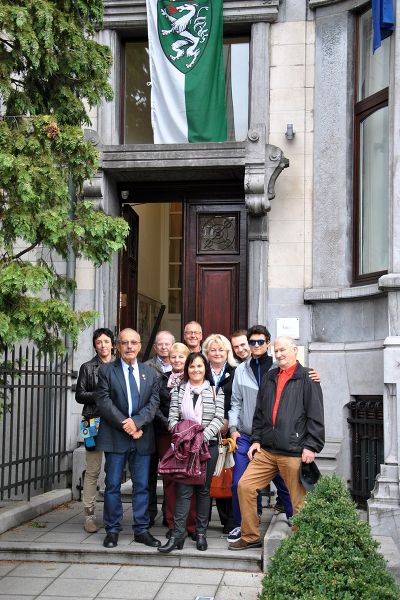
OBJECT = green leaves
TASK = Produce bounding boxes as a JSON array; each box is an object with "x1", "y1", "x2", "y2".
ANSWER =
[
  {"x1": 261, "y1": 475, "x2": 400, "y2": 600},
  {"x1": 0, "y1": 1, "x2": 128, "y2": 354},
  {"x1": 0, "y1": 0, "x2": 112, "y2": 126}
]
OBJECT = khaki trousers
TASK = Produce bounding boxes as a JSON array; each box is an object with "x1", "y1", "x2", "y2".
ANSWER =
[
  {"x1": 83, "y1": 449, "x2": 103, "y2": 510},
  {"x1": 238, "y1": 449, "x2": 305, "y2": 542}
]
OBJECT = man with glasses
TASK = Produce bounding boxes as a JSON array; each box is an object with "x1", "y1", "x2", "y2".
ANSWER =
[
  {"x1": 95, "y1": 328, "x2": 161, "y2": 549},
  {"x1": 227, "y1": 325, "x2": 294, "y2": 542},
  {"x1": 183, "y1": 321, "x2": 203, "y2": 352}
]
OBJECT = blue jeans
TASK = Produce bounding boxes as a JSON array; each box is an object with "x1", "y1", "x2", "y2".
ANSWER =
[
  {"x1": 231, "y1": 434, "x2": 293, "y2": 527},
  {"x1": 103, "y1": 450, "x2": 151, "y2": 534}
]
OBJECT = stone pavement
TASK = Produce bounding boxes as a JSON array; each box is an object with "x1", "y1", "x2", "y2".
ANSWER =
[
  {"x1": 0, "y1": 491, "x2": 399, "y2": 599},
  {"x1": 0, "y1": 494, "x2": 275, "y2": 599},
  {"x1": 0, "y1": 561, "x2": 263, "y2": 600}
]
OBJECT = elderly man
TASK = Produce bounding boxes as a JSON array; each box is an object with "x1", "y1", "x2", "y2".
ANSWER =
[
  {"x1": 146, "y1": 330, "x2": 175, "y2": 375},
  {"x1": 96, "y1": 328, "x2": 161, "y2": 549},
  {"x1": 229, "y1": 336, "x2": 324, "y2": 550},
  {"x1": 228, "y1": 325, "x2": 293, "y2": 542},
  {"x1": 183, "y1": 321, "x2": 202, "y2": 352},
  {"x1": 230, "y1": 329, "x2": 251, "y2": 362},
  {"x1": 145, "y1": 330, "x2": 175, "y2": 526}
]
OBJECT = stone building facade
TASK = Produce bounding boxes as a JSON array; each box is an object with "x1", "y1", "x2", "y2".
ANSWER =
[{"x1": 70, "y1": 0, "x2": 400, "y2": 542}]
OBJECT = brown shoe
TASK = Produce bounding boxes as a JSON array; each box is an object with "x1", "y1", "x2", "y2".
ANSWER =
[
  {"x1": 228, "y1": 538, "x2": 262, "y2": 551},
  {"x1": 84, "y1": 508, "x2": 99, "y2": 533}
]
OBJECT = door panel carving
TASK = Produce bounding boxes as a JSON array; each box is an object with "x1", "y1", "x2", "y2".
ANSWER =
[{"x1": 184, "y1": 202, "x2": 247, "y2": 339}]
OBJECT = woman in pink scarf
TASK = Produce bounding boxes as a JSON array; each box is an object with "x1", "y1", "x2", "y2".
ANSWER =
[
  {"x1": 154, "y1": 342, "x2": 197, "y2": 538},
  {"x1": 158, "y1": 352, "x2": 224, "y2": 553}
]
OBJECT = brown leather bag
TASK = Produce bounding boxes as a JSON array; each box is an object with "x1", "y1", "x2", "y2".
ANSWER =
[{"x1": 210, "y1": 467, "x2": 233, "y2": 498}]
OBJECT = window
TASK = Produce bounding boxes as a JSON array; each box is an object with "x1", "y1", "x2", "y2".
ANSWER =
[
  {"x1": 123, "y1": 38, "x2": 249, "y2": 143},
  {"x1": 168, "y1": 202, "x2": 183, "y2": 314},
  {"x1": 353, "y1": 9, "x2": 390, "y2": 283}
]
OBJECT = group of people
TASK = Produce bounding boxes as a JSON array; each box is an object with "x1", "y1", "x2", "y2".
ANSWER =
[{"x1": 75, "y1": 321, "x2": 325, "y2": 552}]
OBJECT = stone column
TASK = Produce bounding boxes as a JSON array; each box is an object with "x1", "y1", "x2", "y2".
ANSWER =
[
  {"x1": 367, "y1": 0, "x2": 400, "y2": 543},
  {"x1": 245, "y1": 22, "x2": 288, "y2": 325},
  {"x1": 368, "y1": 278, "x2": 400, "y2": 544}
]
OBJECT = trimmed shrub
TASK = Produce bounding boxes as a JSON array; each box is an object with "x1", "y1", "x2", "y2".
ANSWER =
[{"x1": 260, "y1": 475, "x2": 400, "y2": 600}]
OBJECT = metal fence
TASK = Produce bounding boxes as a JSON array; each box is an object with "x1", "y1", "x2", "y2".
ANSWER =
[
  {"x1": 347, "y1": 396, "x2": 384, "y2": 507},
  {"x1": 0, "y1": 346, "x2": 72, "y2": 501}
]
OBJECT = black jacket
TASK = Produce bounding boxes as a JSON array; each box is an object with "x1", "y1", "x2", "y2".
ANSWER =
[
  {"x1": 154, "y1": 370, "x2": 173, "y2": 433},
  {"x1": 75, "y1": 355, "x2": 104, "y2": 419},
  {"x1": 251, "y1": 362, "x2": 325, "y2": 456},
  {"x1": 216, "y1": 363, "x2": 236, "y2": 419}
]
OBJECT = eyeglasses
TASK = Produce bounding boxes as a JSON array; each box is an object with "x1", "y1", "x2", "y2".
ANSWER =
[
  {"x1": 248, "y1": 339, "x2": 267, "y2": 346},
  {"x1": 119, "y1": 340, "x2": 141, "y2": 346},
  {"x1": 184, "y1": 331, "x2": 201, "y2": 336}
]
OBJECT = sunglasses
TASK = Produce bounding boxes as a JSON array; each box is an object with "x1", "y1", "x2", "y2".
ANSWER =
[{"x1": 248, "y1": 339, "x2": 267, "y2": 346}]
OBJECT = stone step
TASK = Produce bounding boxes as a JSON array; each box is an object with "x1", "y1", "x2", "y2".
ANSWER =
[{"x1": 0, "y1": 500, "x2": 273, "y2": 573}]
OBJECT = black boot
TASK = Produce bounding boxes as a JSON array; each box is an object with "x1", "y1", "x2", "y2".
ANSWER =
[
  {"x1": 196, "y1": 533, "x2": 208, "y2": 551},
  {"x1": 158, "y1": 536, "x2": 185, "y2": 553}
]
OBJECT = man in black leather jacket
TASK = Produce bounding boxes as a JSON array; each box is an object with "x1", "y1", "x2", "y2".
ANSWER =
[{"x1": 75, "y1": 327, "x2": 114, "y2": 533}]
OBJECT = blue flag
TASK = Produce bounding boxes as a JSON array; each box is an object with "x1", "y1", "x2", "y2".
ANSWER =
[{"x1": 372, "y1": 0, "x2": 395, "y2": 53}]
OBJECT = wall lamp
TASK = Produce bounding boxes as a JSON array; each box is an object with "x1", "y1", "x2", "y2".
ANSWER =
[{"x1": 285, "y1": 124, "x2": 295, "y2": 140}]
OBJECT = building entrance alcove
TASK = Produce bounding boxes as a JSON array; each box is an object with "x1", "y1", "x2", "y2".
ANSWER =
[{"x1": 117, "y1": 181, "x2": 248, "y2": 354}]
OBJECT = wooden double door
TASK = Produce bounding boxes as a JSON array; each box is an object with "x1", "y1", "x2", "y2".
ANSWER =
[{"x1": 119, "y1": 187, "x2": 248, "y2": 340}]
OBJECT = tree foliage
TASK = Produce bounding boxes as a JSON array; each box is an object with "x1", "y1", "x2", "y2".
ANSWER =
[
  {"x1": 0, "y1": 0, "x2": 129, "y2": 354},
  {"x1": 261, "y1": 475, "x2": 400, "y2": 600}
]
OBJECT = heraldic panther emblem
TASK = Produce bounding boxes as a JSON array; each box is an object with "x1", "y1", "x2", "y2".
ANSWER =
[{"x1": 157, "y1": 0, "x2": 212, "y2": 73}]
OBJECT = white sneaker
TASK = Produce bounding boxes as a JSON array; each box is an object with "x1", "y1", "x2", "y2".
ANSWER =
[{"x1": 227, "y1": 526, "x2": 241, "y2": 542}]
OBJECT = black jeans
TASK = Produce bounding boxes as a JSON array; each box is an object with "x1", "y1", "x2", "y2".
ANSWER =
[{"x1": 173, "y1": 442, "x2": 219, "y2": 538}]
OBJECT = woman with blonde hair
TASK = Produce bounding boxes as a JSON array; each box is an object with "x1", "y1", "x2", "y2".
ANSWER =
[
  {"x1": 202, "y1": 333, "x2": 237, "y2": 533},
  {"x1": 154, "y1": 342, "x2": 197, "y2": 539}
]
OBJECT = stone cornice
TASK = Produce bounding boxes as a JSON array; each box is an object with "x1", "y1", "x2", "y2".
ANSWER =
[
  {"x1": 309, "y1": 0, "x2": 369, "y2": 9},
  {"x1": 103, "y1": 0, "x2": 281, "y2": 29},
  {"x1": 304, "y1": 283, "x2": 385, "y2": 302},
  {"x1": 308, "y1": 0, "x2": 344, "y2": 8},
  {"x1": 101, "y1": 142, "x2": 246, "y2": 179}
]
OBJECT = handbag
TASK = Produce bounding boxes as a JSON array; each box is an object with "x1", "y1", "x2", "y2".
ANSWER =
[
  {"x1": 213, "y1": 434, "x2": 236, "y2": 476},
  {"x1": 210, "y1": 467, "x2": 233, "y2": 498}
]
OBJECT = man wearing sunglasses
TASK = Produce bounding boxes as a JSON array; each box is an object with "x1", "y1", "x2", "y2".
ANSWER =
[{"x1": 227, "y1": 325, "x2": 293, "y2": 543}]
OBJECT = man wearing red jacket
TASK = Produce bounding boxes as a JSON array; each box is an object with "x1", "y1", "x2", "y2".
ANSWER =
[{"x1": 229, "y1": 336, "x2": 325, "y2": 550}]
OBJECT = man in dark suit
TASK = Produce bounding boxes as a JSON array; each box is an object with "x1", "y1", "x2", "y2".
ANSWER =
[{"x1": 96, "y1": 328, "x2": 161, "y2": 549}]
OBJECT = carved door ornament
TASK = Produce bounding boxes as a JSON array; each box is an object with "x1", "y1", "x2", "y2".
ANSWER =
[{"x1": 198, "y1": 214, "x2": 238, "y2": 253}]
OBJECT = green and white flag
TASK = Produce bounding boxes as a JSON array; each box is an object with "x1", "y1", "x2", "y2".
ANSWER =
[{"x1": 146, "y1": 0, "x2": 227, "y2": 143}]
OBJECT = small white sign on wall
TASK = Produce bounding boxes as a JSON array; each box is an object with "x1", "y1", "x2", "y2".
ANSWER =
[{"x1": 276, "y1": 317, "x2": 300, "y2": 339}]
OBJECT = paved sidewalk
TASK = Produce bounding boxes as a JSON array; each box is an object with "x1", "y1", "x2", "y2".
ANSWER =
[{"x1": 0, "y1": 560, "x2": 263, "y2": 600}]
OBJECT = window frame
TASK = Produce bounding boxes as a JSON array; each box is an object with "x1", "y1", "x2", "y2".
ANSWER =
[
  {"x1": 120, "y1": 35, "x2": 251, "y2": 145},
  {"x1": 352, "y1": 11, "x2": 389, "y2": 285}
]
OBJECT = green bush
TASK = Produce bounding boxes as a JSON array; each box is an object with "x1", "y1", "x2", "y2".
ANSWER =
[{"x1": 260, "y1": 475, "x2": 400, "y2": 600}]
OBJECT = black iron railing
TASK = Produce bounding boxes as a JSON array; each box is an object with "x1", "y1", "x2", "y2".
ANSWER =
[
  {"x1": 347, "y1": 396, "x2": 384, "y2": 507},
  {"x1": 0, "y1": 346, "x2": 72, "y2": 501}
]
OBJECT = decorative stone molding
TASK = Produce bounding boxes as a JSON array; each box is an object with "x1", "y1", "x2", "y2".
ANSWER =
[
  {"x1": 309, "y1": 0, "x2": 350, "y2": 8},
  {"x1": 84, "y1": 128, "x2": 100, "y2": 147},
  {"x1": 244, "y1": 141, "x2": 289, "y2": 216},
  {"x1": 379, "y1": 273, "x2": 400, "y2": 292},
  {"x1": 304, "y1": 283, "x2": 384, "y2": 302},
  {"x1": 82, "y1": 174, "x2": 104, "y2": 210},
  {"x1": 103, "y1": 0, "x2": 281, "y2": 29}
]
